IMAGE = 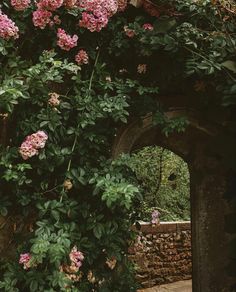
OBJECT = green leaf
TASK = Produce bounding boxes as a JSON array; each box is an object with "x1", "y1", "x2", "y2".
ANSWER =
[
  {"x1": 221, "y1": 60, "x2": 236, "y2": 73},
  {"x1": 154, "y1": 19, "x2": 177, "y2": 33},
  {"x1": 51, "y1": 210, "x2": 60, "y2": 221},
  {"x1": 0, "y1": 207, "x2": 8, "y2": 216},
  {"x1": 30, "y1": 280, "x2": 38, "y2": 292},
  {"x1": 93, "y1": 223, "x2": 103, "y2": 239}
]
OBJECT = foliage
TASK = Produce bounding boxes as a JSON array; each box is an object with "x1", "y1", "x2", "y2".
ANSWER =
[
  {"x1": 128, "y1": 146, "x2": 190, "y2": 222},
  {"x1": 109, "y1": 0, "x2": 236, "y2": 106},
  {"x1": 0, "y1": 47, "x2": 143, "y2": 290},
  {"x1": 0, "y1": 0, "x2": 236, "y2": 291}
]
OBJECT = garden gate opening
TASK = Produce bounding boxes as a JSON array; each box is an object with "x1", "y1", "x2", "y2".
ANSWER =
[{"x1": 127, "y1": 145, "x2": 192, "y2": 289}]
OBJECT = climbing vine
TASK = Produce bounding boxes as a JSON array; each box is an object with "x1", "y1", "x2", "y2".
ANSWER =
[{"x1": 0, "y1": 0, "x2": 236, "y2": 291}]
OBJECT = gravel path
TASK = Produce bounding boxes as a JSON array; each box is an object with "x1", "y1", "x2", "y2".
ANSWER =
[{"x1": 138, "y1": 280, "x2": 192, "y2": 292}]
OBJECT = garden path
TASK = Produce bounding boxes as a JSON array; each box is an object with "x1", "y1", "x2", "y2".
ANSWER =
[{"x1": 138, "y1": 280, "x2": 192, "y2": 292}]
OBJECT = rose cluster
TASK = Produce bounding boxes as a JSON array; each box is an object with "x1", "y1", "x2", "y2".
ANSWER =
[
  {"x1": 142, "y1": 23, "x2": 154, "y2": 31},
  {"x1": 11, "y1": 0, "x2": 31, "y2": 11},
  {"x1": 37, "y1": 0, "x2": 64, "y2": 11},
  {"x1": 79, "y1": 0, "x2": 126, "y2": 32},
  {"x1": 32, "y1": 0, "x2": 64, "y2": 29},
  {"x1": 137, "y1": 64, "x2": 147, "y2": 74},
  {"x1": 19, "y1": 253, "x2": 31, "y2": 270},
  {"x1": 69, "y1": 246, "x2": 84, "y2": 270},
  {"x1": 124, "y1": 26, "x2": 135, "y2": 38},
  {"x1": 79, "y1": 2, "x2": 111, "y2": 32},
  {"x1": 19, "y1": 130, "x2": 48, "y2": 160},
  {"x1": 10, "y1": 0, "x2": 127, "y2": 31},
  {"x1": 124, "y1": 22, "x2": 154, "y2": 38},
  {"x1": 33, "y1": 9, "x2": 52, "y2": 29},
  {"x1": 75, "y1": 49, "x2": 89, "y2": 65},
  {"x1": 0, "y1": 10, "x2": 19, "y2": 40},
  {"x1": 64, "y1": 0, "x2": 78, "y2": 8},
  {"x1": 48, "y1": 92, "x2": 60, "y2": 106},
  {"x1": 57, "y1": 28, "x2": 78, "y2": 51},
  {"x1": 6, "y1": 0, "x2": 129, "y2": 57},
  {"x1": 59, "y1": 246, "x2": 84, "y2": 282},
  {"x1": 106, "y1": 257, "x2": 117, "y2": 270}
]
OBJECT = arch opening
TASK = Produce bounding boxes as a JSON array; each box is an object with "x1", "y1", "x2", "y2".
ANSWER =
[
  {"x1": 129, "y1": 145, "x2": 190, "y2": 223},
  {"x1": 126, "y1": 144, "x2": 192, "y2": 290}
]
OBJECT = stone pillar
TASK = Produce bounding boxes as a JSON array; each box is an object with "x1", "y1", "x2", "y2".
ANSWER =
[{"x1": 190, "y1": 139, "x2": 235, "y2": 292}]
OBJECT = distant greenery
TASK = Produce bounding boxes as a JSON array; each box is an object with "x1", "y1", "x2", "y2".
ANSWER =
[{"x1": 128, "y1": 146, "x2": 190, "y2": 222}]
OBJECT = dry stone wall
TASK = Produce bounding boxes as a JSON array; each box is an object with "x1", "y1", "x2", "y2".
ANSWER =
[{"x1": 129, "y1": 222, "x2": 192, "y2": 288}]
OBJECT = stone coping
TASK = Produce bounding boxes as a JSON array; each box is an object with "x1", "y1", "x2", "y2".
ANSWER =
[{"x1": 132, "y1": 221, "x2": 191, "y2": 234}]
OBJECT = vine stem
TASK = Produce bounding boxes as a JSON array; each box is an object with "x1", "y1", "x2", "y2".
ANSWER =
[
  {"x1": 67, "y1": 48, "x2": 100, "y2": 172},
  {"x1": 42, "y1": 185, "x2": 60, "y2": 195},
  {"x1": 183, "y1": 46, "x2": 236, "y2": 82},
  {"x1": 184, "y1": 46, "x2": 215, "y2": 64},
  {"x1": 60, "y1": 119, "x2": 78, "y2": 203},
  {"x1": 60, "y1": 49, "x2": 100, "y2": 203},
  {"x1": 67, "y1": 135, "x2": 78, "y2": 173},
  {"x1": 87, "y1": 49, "x2": 100, "y2": 96}
]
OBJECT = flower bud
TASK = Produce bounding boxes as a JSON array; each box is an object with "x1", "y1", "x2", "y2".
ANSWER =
[{"x1": 63, "y1": 179, "x2": 73, "y2": 190}]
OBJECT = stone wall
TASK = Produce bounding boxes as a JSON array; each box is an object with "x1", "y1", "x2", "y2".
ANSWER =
[{"x1": 129, "y1": 222, "x2": 192, "y2": 288}]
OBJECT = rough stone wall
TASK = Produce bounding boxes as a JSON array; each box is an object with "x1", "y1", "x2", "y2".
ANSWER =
[{"x1": 129, "y1": 222, "x2": 192, "y2": 288}]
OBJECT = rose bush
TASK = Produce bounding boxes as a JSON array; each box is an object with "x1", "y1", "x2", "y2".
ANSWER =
[{"x1": 0, "y1": 0, "x2": 236, "y2": 291}]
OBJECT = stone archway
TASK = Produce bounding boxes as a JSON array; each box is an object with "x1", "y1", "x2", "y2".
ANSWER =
[{"x1": 112, "y1": 108, "x2": 235, "y2": 292}]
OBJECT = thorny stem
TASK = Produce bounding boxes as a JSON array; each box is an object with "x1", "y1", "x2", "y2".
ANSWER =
[
  {"x1": 42, "y1": 185, "x2": 60, "y2": 195},
  {"x1": 184, "y1": 45, "x2": 216, "y2": 64}
]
